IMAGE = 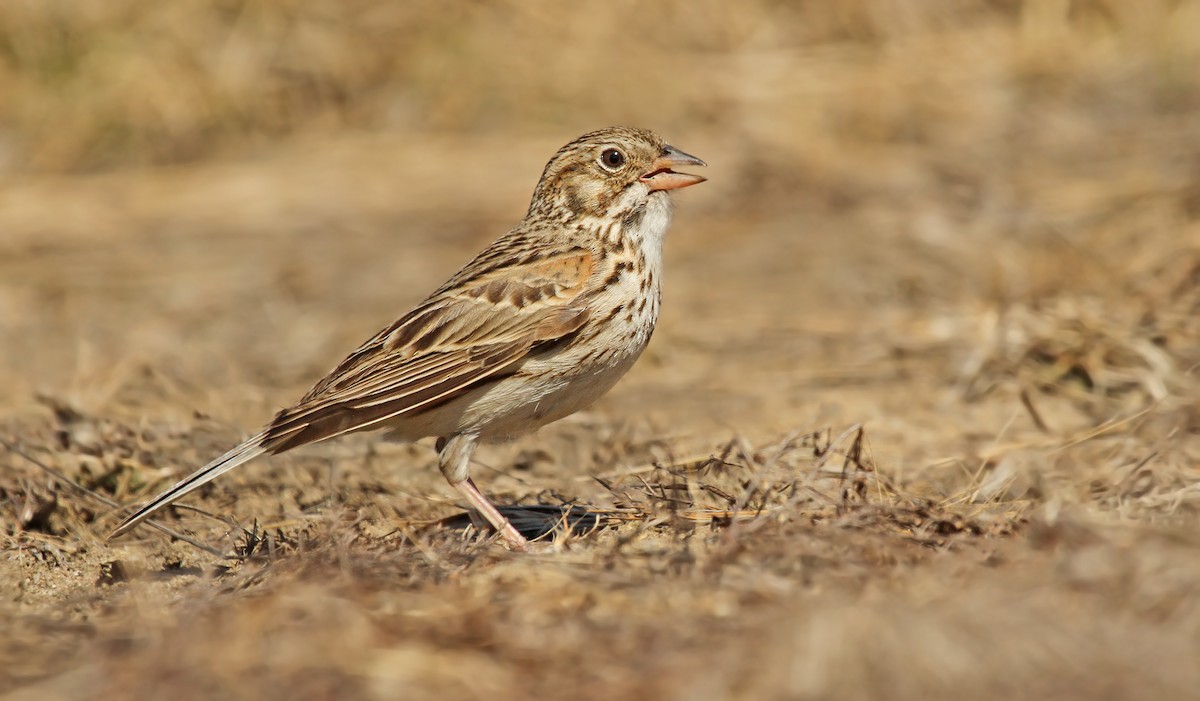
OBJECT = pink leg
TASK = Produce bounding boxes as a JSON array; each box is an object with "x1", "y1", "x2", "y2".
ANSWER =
[
  {"x1": 438, "y1": 433, "x2": 528, "y2": 550},
  {"x1": 452, "y1": 477, "x2": 528, "y2": 550}
]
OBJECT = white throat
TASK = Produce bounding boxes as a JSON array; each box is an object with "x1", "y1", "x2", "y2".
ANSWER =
[
  {"x1": 607, "y1": 187, "x2": 674, "y2": 266},
  {"x1": 635, "y1": 192, "x2": 674, "y2": 261}
]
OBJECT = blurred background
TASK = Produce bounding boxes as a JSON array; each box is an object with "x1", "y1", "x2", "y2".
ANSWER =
[
  {"x1": 3, "y1": 0, "x2": 1198, "y2": 430},
  {"x1": 4, "y1": 1, "x2": 1200, "y2": 699}
]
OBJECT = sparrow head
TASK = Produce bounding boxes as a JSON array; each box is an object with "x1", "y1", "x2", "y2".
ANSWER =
[{"x1": 529, "y1": 126, "x2": 706, "y2": 221}]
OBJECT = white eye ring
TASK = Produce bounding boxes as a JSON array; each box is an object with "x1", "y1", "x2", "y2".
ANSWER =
[{"x1": 599, "y1": 148, "x2": 626, "y2": 171}]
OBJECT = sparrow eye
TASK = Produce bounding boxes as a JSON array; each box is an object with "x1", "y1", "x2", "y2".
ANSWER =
[{"x1": 599, "y1": 148, "x2": 626, "y2": 170}]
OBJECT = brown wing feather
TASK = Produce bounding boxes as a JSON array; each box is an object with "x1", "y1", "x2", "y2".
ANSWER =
[{"x1": 260, "y1": 243, "x2": 595, "y2": 452}]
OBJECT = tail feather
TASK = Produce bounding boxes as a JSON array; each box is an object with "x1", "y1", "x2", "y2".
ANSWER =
[{"x1": 108, "y1": 432, "x2": 269, "y2": 539}]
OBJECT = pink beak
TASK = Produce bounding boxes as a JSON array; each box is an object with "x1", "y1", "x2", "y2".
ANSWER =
[{"x1": 641, "y1": 145, "x2": 707, "y2": 192}]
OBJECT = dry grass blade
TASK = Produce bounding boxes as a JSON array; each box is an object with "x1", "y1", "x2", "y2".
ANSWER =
[{"x1": 1, "y1": 438, "x2": 230, "y2": 559}]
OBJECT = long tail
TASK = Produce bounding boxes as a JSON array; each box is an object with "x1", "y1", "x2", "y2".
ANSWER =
[{"x1": 108, "y1": 432, "x2": 269, "y2": 539}]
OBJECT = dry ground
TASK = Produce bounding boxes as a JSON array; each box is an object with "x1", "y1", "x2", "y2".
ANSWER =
[{"x1": 4, "y1": 2, "x2": 1200, "y2": 699}]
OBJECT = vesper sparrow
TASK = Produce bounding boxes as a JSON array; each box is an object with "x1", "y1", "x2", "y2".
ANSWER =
[{"x1": 110, "y1": 127, "x2": 706, "y2": 550}]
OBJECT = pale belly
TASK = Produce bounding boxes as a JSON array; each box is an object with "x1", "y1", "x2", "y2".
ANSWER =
[{"x1": 380, "y1": 341, "x2": 648, "y2": 443}]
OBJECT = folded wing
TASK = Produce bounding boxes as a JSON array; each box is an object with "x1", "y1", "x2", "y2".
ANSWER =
[{"x1": 109, "y1": 241, "x2": 596, "y2": 538}]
